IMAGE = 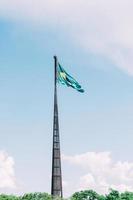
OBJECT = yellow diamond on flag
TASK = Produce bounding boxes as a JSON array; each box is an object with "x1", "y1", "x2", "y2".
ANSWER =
[{"x1": 60, "y1": 72, "x2": 66, "y2": 80}]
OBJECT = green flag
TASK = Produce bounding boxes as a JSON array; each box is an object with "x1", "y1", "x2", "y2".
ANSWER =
[{"x1": 57, "y1": 63, "x2": 84, "y2": 93}]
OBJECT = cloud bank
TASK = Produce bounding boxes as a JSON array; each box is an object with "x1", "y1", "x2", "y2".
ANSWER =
[
  {"x1": 0, "y1": 0, "x2": 133, "y2": 75},
  {"x1": 0, "y1": 151, "x2": 16, "y2": 189},
  {"x1": 63, "y1": 152, "x2": 133, "y2": 194}
]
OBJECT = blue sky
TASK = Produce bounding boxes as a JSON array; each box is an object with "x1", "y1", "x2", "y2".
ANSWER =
[{"x1": 0, "y1": 0, "x2": 133, "y2": 197}]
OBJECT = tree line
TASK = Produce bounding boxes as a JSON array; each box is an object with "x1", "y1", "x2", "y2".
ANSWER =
[{"x1": 0, "y1": 189, "x2": 133, "y2": 200}]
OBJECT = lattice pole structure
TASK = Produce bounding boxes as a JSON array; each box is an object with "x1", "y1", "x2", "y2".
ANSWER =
[{"x1": 51, "y1": 56, "x2": 63, "y2": 198}]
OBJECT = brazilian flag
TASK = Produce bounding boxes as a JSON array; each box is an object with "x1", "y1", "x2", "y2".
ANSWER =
[{"x1": 57, "y1": 63, "x2": 84, "y2": 93}]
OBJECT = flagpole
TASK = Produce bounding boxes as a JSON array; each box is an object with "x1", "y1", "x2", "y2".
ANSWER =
[
  {"x1": 51, "y1": 56, "x2": 63, "y2": 198},
  {"x1": 54, "y1": 56, "x2": 57, "y2": 94}
]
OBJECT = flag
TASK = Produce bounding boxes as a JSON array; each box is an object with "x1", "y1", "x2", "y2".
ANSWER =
[{"x1": 57, "y1": 63, "x2": 84, "y2": 93}]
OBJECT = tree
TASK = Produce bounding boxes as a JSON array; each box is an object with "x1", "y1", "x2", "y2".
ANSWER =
[
  {"x1": 71, "y1": 190, "x2": 105, "y2": 200},
  {"x1": 20, "y1": 193, "x2": 52, "y2": 200},
  {"x1": 105, "y1": 189, "x2": 120, "y2": 200},
  {"x1": 120, "y1": 191, "x2": 133, "y2": 200},
  {"x1": 0, "y1": 195, "x2": 19, "y2": 200}
]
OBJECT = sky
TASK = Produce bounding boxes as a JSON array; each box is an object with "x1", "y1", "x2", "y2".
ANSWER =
[{"x1": 0, "y1": 0, "x2": 133, "y2": 197}]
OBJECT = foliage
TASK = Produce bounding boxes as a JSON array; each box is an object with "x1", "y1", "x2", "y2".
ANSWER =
[
  {"x1": 0, "y1": 190, "x2": 133, "y2": 200},
  {"x1": 71, "y1": 189, "x2": 133, "y2": 200},
  {"x1": 0, "y1": 194, "x2": 19, "y2": 200},
  {"x1": 71, "y1": 189, "x2": 104, "y2": 200},
  {"x1": 105, "y1": 189, "x2": 120, "y2": 200},
  {"x1": 20, "y1": 193, "x2": 52, "y2": 200},
  {"x1": 120, "y1": 191, "x2": 133, "y2": 200}
]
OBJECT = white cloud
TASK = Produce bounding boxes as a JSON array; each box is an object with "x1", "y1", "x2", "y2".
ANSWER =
[
  {"x1": 0, "y1": 0, "x2": 133, "y2": 75},
  {"x1": 63, "y1": 152, "x2": 133, "y2": 194},
  {"x1": 0, "y1": 151, "x2": 16, "y2": 189}
]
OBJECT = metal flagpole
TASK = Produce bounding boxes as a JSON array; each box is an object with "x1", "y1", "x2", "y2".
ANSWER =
[{"x1": 51, "y1": 56, "x2": 63, "y2": 198}]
